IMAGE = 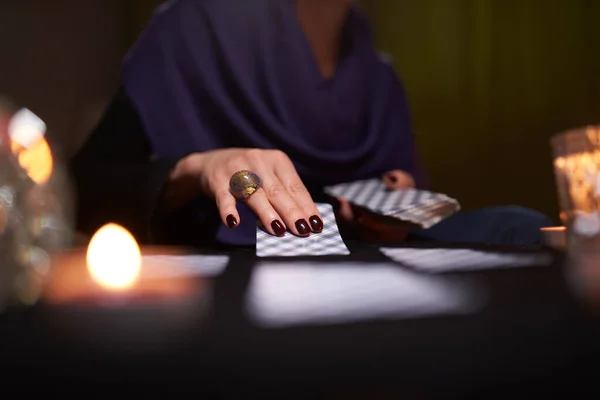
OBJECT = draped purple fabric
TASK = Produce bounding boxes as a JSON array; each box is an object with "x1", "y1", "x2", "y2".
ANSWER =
[{"x1": 122, "y1": 0, "x2": 421, "y2": 245}]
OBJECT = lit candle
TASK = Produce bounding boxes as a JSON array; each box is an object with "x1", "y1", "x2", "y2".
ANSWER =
[
  {"x1": 42, "y1": 224, "x2": 213, "y2": 348},
  {"x1": 86, "y1": 223, "x2": 142, "y2": 290},
  {"x1": 553, "y1": 128, "x2": 600, "y2": 310},
  {"x1": 554, "y1": 150, "x2": 600, "y2": 236},
  {"x1": 44, "y1": 224, "x2": 201, "y2": 306}
]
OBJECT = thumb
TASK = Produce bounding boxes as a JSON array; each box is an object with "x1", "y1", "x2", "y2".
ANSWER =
[{"x1": 383, "y1": 170, "x2": 415, "y2": 190}]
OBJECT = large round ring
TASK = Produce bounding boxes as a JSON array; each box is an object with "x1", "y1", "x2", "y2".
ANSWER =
[{"x1": 229, "y1": 170, "x2": 262, "y2": 200}]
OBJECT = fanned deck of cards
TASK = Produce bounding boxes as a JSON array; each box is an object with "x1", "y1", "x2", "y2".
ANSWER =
[
  {"x1": 324, "y1": 178, "x2": 461, "y2": 229},
  {"x1": 380, "y1": 247, "x2": 553, "y2": 273},
  {"x1": 256, "y1": 203, "x2": 350, "y2": 257}
]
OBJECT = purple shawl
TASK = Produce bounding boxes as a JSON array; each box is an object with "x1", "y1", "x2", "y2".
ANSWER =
[{"x1": 122, "y1": 0, "x2": 421, "y2": 245}]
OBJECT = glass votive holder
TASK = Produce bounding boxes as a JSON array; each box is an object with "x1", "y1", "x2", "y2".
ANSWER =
[
  {"x1": 540, "y1": 226, "x2": 566, "y2": 250},
  {"x1": 551, "y1": 126, "x2": 600, "y2": 269},
  {"x1": 0, "y1": 99, "x2": 73, "y2": 310}
]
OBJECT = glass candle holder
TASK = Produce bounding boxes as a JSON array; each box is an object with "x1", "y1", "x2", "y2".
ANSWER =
[
  {"x1": 0, "y1": 99, "x2": 73, "y2": 309},
  {"x1": 552, "y1": 126, "x2": 600, "y2": 271}
]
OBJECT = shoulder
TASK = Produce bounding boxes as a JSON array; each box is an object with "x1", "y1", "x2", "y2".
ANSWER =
[
  {"x1": 375, "y1": 52, "x2": 400, "y2": 82},
  {"x1": 377, "y1": 52, "x2": 395, "y2": 67}
]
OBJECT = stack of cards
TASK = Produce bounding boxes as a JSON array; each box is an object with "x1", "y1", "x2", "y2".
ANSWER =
[
  {"x1": 324, "y1": 178, "x2": 460, "y2": 229},
  {"x1": 256, "y1": 203, "x2": 350, "y2": 257}
]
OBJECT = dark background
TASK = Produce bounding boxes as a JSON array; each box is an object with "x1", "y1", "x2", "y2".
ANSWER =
[{"x1": 2, "y1": 0, "x2": 599, "y2": 222}]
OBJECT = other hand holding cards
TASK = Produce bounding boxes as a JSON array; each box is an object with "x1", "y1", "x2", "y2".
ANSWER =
[{"x1": 325, "y1": 178, "x2": 460, "y2": 229}]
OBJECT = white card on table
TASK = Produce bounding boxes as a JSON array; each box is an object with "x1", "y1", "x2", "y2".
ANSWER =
[
  {"x1": 141, "y1": 255, "x2": 229, "y2": 278},
  {"x1": 256, "y1": 203, "x2": 350, "y2": 257},
  {"x1": 380, "y1": 247, "x2": 553, "y2": 274},
  {"x1": 245, "y1": 261, "x2": 484, "y2": 328},
  {"x1": 324, "y1": 178, "x2": 460, "y2": 229}
]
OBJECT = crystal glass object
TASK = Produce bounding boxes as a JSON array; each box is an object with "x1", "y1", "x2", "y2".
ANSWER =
[{"x1": 0, "y1": 99, "x2": 73, "y2": 309}]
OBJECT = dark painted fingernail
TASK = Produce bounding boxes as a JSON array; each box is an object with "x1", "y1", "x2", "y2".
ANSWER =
[
  {"x1": 271, "y1": 220, "x2": 286, "y2": 236},
  {"x1": 226, "y1": 214, "x2": 238, "y2": 229},
  {"x1": 309, "y1": 215, "x2": 323, "y2": 233},
  {"x1": 295, "y1": 219, "x2": 310, "y2": 236}
]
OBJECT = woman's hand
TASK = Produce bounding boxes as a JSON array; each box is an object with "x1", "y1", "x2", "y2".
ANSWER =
[
  {"x1": 336, "y1": 170, "x2": 415, "y2": 221},
  {"x1": 382, "y1": 169, "x2": 416, "y2": 191},
  {"x1": 167, "y1": 148, "x2": 323, "y2": 237},
  {"x1": 336, "y1": 169, "x2": 415, "y2": 242}
]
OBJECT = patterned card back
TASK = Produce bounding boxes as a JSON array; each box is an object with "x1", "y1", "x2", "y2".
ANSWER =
[
  {"x1": 325, "y1": 179, "x2": 461, "y2": 229},
  {"x1": 256, "y1": 203, "x2": 350, "y2": 257},
  {"x1": 380, "y1": 247, "x2": 553, "y2": 273}
]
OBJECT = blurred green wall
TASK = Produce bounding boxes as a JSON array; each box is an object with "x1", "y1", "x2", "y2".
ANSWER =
[
  {"x1": 365, "y1": 0, "x2": 600, "y2": 220},
  {"x1": 125, "y1": 0, "x2": 163, "y2": 43},
  {"x1": 127, "y1": 1, "x2": 600, "y2": 221}
]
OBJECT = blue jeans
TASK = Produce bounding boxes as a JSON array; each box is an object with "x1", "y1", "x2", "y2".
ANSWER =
[{"x1": 407, "y1": 206, "x2": 554, "y2": 247}]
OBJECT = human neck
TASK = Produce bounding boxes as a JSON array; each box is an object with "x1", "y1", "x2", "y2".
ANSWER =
[{"x1": 295, "y1": 0, "x2": 352, "y2": 80}]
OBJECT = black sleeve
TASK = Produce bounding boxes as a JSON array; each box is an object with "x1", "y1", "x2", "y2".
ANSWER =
[{"x1": 69, "y1": 87, "x2": 179, "y2": 243}]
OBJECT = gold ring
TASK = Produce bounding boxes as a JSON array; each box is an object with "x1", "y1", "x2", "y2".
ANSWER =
[{"x1": 229, "y1": 170, "x2": 262, "y2": 200}]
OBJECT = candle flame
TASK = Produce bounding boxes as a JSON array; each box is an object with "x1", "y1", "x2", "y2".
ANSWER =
[
  {"x1": 11, "y1": 137, "x2": 53, "y2": 184},
  {"x1": 86, "y1": 224, "x2": 141, "y2": 290},
  {"x1": 8, "y1": 108, "x2": 52, "y2": 184}
]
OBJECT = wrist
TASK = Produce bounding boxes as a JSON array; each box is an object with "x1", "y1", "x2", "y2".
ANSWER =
[
  {"x1": 170, "y1": 153, "x2": 205, "y2": 182},
  {"x1": 163, "y1": 153, "x2": 206, "y2": 211}
]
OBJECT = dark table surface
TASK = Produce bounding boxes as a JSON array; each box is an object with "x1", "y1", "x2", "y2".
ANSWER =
[{"x1": 1, "y1": 241, "x2": 599, "y2": 398}]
